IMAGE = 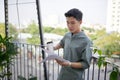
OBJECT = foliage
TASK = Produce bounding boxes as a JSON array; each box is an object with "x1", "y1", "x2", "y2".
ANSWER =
[
  {"x1": 8, "y1": 23, "x2": 18, "y2": 41},
  {"x1": 0, "y1": 23, "x2": 5, "y2": 37},
  {"x1": 93, "y1": 48, "x2": 106, "y2": 68},
  {"x1": 18, "y1": 75, "x2": 37, "y2": 80},
  {"x1": 0, "y1": 23, "x2": 18, "y2": 41},
  {"x1": 42, "y1": 26, "x2": 68, "y2": 36},
  {"x1": 43, "y1": 26, "x2": 54, "y2": 33},
  {"x1": 110, "y1": 66, "x2": 120, "y2": 80},
  {"x1": 25, "y1": 21, "x2": 68, "y2": 44},
  {"x1": 21, "y1": 20, "x2": 67, "y2": 44},
  {"x1": 93, "y1": 48, "x2": 120, "y2": 80},
  {"x1": 52, "y1": 27, "x2": 68, "y2": 35},
  {"x1": 89, "y1": 28, "x2": 106, "y2": 41},
  {"x1": 0, "y1": 35, "x2": 18, "y2": 78},
  {"x1": 94, "y1": 32, "x2": 120, "y2": 55},
  {"x1": 25, "y1": 21, "x2": 40, "y2": 44},
  {"x1": 82, "y1": 26, "x2": 95, "y2": 33},
  {"x1": 90, "y1": 28, "x2": 120, "y2": 80},
  {"x1": 27, "y1": 36, "x2": 40, "y2": 45},
  {"x1": 25, "y1": 21, "x2": 39, "y2": 35}
]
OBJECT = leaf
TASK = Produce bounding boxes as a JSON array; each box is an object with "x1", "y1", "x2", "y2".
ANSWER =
[
  {"x1": 0, "y1": 34, "x2": 18, "y2": 78},
  {"x1": 93, "y1": 48, "x2": 98, "y2": 54},
  {"x1": 28, "y1": 77, "x2": 37, "y2": 80},
  {"x1": 103, "y1": 62, "x2": 107, "y2": 66},
  {"x1": 97, "y1": 49, "x2": 102, "y2": 55},
  {"x1": 18, "y1": 75, "x2": 26, "y2": 80},
  {"x1": 110, "y1": 71, "x2": 118, "y2": 80},
  {"x1": 97, "y1": 57, "x2": 105, "y2": 68}
]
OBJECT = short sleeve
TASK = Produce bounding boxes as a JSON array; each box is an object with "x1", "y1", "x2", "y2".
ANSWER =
[{"x1": 80, "y1": 41, "x2": 93, "y2": 69}]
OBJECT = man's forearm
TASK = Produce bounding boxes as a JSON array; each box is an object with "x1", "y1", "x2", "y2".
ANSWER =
[
  {"x1": 54, "y1": 43, "x2": 62, "y2": 50},
  {"x1": 70, "y1": 62, "x2": 83, "y2": 68}
]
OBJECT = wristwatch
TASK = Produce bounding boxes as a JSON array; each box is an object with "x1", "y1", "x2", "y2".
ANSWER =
[{"x1": 68, "y1": 62, "x2": 72, "y2": 67}]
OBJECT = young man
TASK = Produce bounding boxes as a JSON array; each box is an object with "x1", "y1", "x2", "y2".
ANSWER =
[{"x1": 54, "y1": 8, "x2": 93, "y2": 80}]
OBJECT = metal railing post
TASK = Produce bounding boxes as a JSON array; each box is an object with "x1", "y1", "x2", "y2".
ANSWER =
[
  {"x1": 35, "y1": 0, "x2": 48, "y2": 80},
  {"x1": 4, "y1": 0, "x2": 9, "y2": 37},
  {"x1": 4, "y1": 0, "x2": 11, "y2": 80}
]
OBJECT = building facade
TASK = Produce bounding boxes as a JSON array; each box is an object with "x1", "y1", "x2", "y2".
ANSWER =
[{"x1": 106, "y1": 0, "x2": 120, "y2": 32}]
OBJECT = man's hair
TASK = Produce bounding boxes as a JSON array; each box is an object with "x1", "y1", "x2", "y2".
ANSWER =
[{"x1": 64, "y1": 8, "x2": 83, "y2": 21}]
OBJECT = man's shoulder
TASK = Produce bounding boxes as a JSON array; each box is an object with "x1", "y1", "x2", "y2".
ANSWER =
[
  {"x1": 64, "y1": 32, "x2": 71, "y2": 37},
  {"x1": 78, "y1": 32, "x2": 92, "y2": 44}
]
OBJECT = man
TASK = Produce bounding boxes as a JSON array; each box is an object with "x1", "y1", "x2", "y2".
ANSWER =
[{"x1": 54, "y1": 8, "x2": 93, "y2": 80}]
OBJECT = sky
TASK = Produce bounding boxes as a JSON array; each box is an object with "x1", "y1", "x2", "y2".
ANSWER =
[{"x1": 0, "y1": 0, "x2": 108, "y2": 28}]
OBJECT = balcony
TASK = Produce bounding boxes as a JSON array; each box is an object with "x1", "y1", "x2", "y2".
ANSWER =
[
  {"x1": 1, "y1": 0, "x2": 120, "y2": 80},
  {"x1": 1, "y1": 43, "x2": 120, "y2": 80}
]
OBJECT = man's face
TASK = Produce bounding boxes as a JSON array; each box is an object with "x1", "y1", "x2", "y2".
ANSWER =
[{"x1": 66, "y1": 17, "x2": 82, "y2": 34}]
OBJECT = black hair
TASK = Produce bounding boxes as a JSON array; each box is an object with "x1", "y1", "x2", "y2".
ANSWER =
[{"x1": 64, "y1": 8, "x2": 83, "y2": 21}]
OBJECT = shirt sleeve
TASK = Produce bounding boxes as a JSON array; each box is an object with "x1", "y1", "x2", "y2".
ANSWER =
[
  {"x1": 80, "y1": 41, "x2": 93, "y2": 69},
  {"x1": 59, "y1": 35, "x2": 66, "y2": 48}
]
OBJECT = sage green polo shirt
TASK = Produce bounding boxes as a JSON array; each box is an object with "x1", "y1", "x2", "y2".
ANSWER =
[{"x1": 57, "y1": 31, "x2": 93, "y2": 80}]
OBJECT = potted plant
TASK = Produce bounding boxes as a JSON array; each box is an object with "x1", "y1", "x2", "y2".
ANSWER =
[{"x1": 0, "y1": 34, "x2": 18, "y2": 79}]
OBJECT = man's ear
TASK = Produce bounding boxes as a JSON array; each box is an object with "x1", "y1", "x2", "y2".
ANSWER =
[{"x1": 79, "y1": 20, "x2": 82, "y2": 24}]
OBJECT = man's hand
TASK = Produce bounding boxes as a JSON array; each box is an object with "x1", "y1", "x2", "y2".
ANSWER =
[{"x1": 55, "y1": 59, "x2": 71, "y2": 67}]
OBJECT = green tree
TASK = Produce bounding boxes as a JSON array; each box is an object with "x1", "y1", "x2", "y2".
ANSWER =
[
  {"x1": 27, "y1": 36, "x2": 40, "y2": 44},
  {"x1": 89, "y1": 28, "x2": 106, "y2": 40},
  {"x1": 94, "y1": 32, "x2": 120, "y2": 55},
  {"x1": 26, "y1": 21, "x2": 40, "y2": 44},
  {"x1": 26, "y1": 21, "x2": 39, "y2": 34},
  {"x1": 43, "y1": 26, "x2": 54, "y2": 33},
  {"x1": 0, "y1": 23, "x2": 5, "y2": 37},
  {"x1": 43, "y1": 27, "x2": 68, "y2": 36},
  {"x1": 8, "y1": 24, "x2": 18, "y2": 41},
  {"x1": 51, "y1": 27, "x2": 68, "y2": 35},
  {"x1": 0, "y1": 23, "x2": 18, "y2": 41}
]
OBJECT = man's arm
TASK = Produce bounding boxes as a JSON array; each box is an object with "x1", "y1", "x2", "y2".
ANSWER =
[
  {"x1": 56, "y1": 41, "x2": 92, "y2": 69},
  {"x1": 56, "y1": 60, "x2": 83, "y2": 68},
  {"x1": 53, "y1": 43, "x2": 62, "y2": 50}
]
